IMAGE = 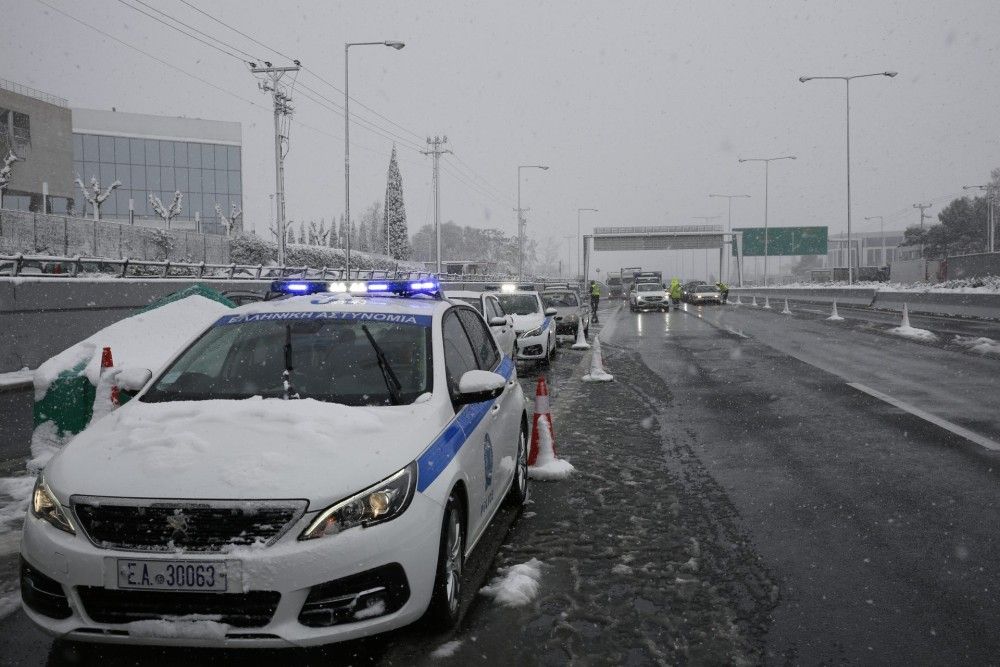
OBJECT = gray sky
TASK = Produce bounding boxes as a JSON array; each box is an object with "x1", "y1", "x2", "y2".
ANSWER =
[{"x1": 4, "y1": 0, "x2": 999, "y2": 276}]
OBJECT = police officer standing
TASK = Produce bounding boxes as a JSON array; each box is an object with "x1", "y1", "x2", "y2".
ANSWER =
[
  {"x1": 716, "y1": 281, "x2": 729, "y2": 304},
  {"x1": 589, "y1": 280, "x2": 601, "y2": 323}
]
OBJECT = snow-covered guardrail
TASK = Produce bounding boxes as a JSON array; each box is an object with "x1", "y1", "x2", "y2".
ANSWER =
[{"x1": 730, "y1": 286, "x2": 1000, "y2": 320}]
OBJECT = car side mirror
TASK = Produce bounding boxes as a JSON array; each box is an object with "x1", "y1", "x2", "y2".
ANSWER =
[
  {"x1": 544, "y1": 307, "x2": 558, "y2": 316},
  {"x1": 488, "y1": 316, "x2": 507, "y2": 327},
  {"x1": 454, "y1": 370, "x2": 506, "y2": 405},
  {"x1": 118, "y1": 368, "x2": 152, "y2": 392}
]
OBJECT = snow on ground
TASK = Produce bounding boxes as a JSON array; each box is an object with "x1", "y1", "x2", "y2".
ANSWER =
[
  {"x1": 33, "y1": 294, "x2": 231, "y2": 399},
  {"x1": 737, "y1": 276, "x2": 1000, "y2": 294},
  {"x1": 954, "y1": 336, "x2": 1000, "y2": 355},
  {"x1": 430, "y1": 640, "x2": 464, "y2": 659},
  {"x1": 479, "y1": 558, "x2": 543, "y2": 607},
  {"x1": 888, "y1": 325, "x2": 938, "y2": 342},
  {"x1": 0, "y1": 475, "x2": 34, "y2": 533}
]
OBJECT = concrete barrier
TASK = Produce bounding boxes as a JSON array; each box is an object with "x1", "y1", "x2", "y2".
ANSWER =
[
  {"x1": 0, "y1": 381, "x2": 33, "y2": 464},
  {"x1": 730, "y1": 287, "x2": 877, "y2": 307}
]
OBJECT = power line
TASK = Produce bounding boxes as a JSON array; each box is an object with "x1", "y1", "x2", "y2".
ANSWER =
[
  {"x1": 113, "y1": 0, "x2": 251, "y2": 64},
  {"x1": 176, "y1": 0, "x2": 296, "y2": 62}
]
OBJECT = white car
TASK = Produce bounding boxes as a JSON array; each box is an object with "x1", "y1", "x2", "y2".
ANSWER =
[
  {"x1": 20, "y1": 278, "x2": 529, "y2": 648},
  {"x1": 494, "y1": 288, "x2": 558, "y2": 365},
  {"x1": 444, "y1": 290, "x2": 517, "y2": 360},
  {"x1": 629, "y1": 282, "x2": 670, "y2": 312}
]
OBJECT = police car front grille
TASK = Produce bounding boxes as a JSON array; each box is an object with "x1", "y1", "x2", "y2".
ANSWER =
[
  {"x1": 78, "y1": 587, "x2": 281, "y2": 628},
  {"x1": 71, "y1": 498, "x2": 308, "y2": 552}
]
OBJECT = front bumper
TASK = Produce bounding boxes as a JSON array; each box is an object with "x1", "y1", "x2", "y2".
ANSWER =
[
  {"x1": 688, "y1": 296, "x2": 721, "y2": 304},
  {"x1": 20, "y1": 493, "x2": 443, "y2": 648},
  {"x1": 634, "y1": 298, "x2": 668, "y2": 310},
  {"x1": 554, "y1": 317, "x2": 583, "y2": 335}
]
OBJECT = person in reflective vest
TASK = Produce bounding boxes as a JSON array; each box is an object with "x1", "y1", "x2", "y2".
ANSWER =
[
  {"x1": 716, "y1": 281, "x2": 729, "y2": 304},
  {"x1": 589, "y1": 281, "x2": 601, "y2": 323},
  {"x1": 669, "y1": 278, "x2": 683, "y2": 305}
]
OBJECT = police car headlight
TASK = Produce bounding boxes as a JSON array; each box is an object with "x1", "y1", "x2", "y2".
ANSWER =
[
  {"x1": 300, "y1": 462, "x2": 417, "y2": 540},
  {"x1": 520, "y1": 326, "x2": 543, "y2": 339},
  {"x1": 31, "y1": 475, "x2": 75, "y2": 535}
]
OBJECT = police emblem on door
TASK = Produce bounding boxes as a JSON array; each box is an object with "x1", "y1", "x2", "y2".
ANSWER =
[{"x1": 483, "y1": 433, "x2": 494, "y2": 490}]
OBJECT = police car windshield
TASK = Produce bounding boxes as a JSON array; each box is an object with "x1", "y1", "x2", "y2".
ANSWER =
[
  {"x1": 142, "y1": 318, "x2": 432, "y2": 406},
  {"x1": 637, "y1": 283, "x2": 661, "y2": 292},
  {"x1": 542, "y1": 292, "x2": 579, "y2": 307},
  {"x1": 496, "y1": 294, "x2": 542, "y2": 316}
]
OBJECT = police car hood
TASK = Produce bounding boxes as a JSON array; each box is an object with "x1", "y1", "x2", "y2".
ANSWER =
[
  {"x1": 510, "y1": 312, "x2": 545, "y2": 333},
  {"x1": 45, "y1": 396, "x2": 445, "y2": 507}
]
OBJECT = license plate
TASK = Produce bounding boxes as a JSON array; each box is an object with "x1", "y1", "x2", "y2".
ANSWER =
[{"x1": 117, "y1": 559, "x2": 228, "y2": 592}]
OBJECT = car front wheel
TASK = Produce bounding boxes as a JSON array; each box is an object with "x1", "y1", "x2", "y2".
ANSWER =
[
  {"x1": 505, "y1": 425, "x2": 529, "y2": 507},
  {"x1": 424, "y1": 494, "x2": 465, "y2": 630}
]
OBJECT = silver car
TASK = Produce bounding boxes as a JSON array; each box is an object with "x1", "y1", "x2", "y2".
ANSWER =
[{"x1": 541, "y1": 287, "x2": 591, "y2": 337}]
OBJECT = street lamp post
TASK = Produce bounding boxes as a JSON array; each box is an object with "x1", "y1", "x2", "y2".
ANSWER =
[
  {"x1": 738, "y1": 156, "x2": 796, "y2": 286},
  {"x1": 963, "y1": 184, "x2": 996, "y2": 253},
  {"x1": 345, "y1": 40, "x2": 405, "y2": 276},
  {"x1": 576, "y1": 207, "x2": 598, "y2": 280},
  {"x1": 709, "y1": 193, "x2": 750, "y2": 283},
  {"x1": 516, "y1": 164, "x2": 549, "y2": 280},
  {"x1": 864, "y1": 215, "x2": 885, "y2": 267},
  {"x1": 799, "y1": 71, "x2": 896, "y2": 283}
]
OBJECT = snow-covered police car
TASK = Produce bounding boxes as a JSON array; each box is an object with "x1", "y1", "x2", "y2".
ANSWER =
[
  {"x1": 21, "y1": 278, "x2": 529, "y2": 647},
  {"x1": 493, "y1": 285, "x2": 558, "y2": 365}
]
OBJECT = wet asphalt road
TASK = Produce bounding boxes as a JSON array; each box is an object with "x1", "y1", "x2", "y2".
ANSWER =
[{"x1": 4, "y1": 301, "x2": 1000, "y2": 665}]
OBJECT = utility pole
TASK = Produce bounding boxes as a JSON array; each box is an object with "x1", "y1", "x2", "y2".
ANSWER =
[
  {"x1": 422, "y1": 136, "x2": 451, "y2": 274},
  {"x1": 914, "y1": 202, "x2": 933, "y2": 281},
  {"x1": 709, "y1": 194, "x2": 750, "y2": 283},
  {"x1": 693, "y1": 215, "x2": 721, "y2": 282},
  {"x1": 516, "y1": 165, "x2": 549, "y2": 280},
  {"x1": 252, "y1": 63, "x2": 300, "y2": 269}
]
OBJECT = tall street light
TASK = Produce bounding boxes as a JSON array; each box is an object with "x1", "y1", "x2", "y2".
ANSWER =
[
  {"x1": 345, "y1": 40, "x2": 405, "y2": 276},
  {"x1": 864, "y1": 215, "x2": 885, "y2": 267},
  {"x1": 576, "y1": 207, "x2": 598, "y2": 280},
  {"x1": 799, "y1": 71, "x2": 897, "y2": 283},
  {"x1": 516, "y1": 164, "x2": 548, "y2": 280},
  {"x1": 963, "y1": 184, "x2": 996, "y2": 253},
  {"x1": 738, "y1": 156, "x2": 796, "y2": 286},
  {"x1": 709, "y1": 193, "x2": 750, "y2": 283}
]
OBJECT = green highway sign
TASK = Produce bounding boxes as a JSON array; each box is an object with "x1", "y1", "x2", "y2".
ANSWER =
[{"x1": 732, "y1": 226, "x2": 828, "y2": 256}]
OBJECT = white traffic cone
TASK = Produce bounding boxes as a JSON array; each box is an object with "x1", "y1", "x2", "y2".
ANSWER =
[
  {"x1": 900, "y1": 303, "x2": 911, "y2": 328},
  {"x1": 827, "y1": 300, "x2": 844, "y2": 321},
  {"x1": 751, "y1": 295, "x2": 758, "y2": 307},
  {"x1": 763, "y1": 296, "x2": 772, "y2": 309},
  {"x1": 571, "y1": 317, "x2": 590, "y2": 350},
  {"x1": 734, "y1": 294, "x2": 742, "y2": 305},
  {"x1": 781, "y1": 298, "x2": 792, "y2": 315},
  {"x1": 583, "y1": 335, "x2": 614, "y2": 382}
]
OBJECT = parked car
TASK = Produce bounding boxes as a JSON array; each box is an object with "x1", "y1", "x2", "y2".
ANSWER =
[
  {"x1": 629, "y1": 282, "x2": 669, "y2": 312},
  {"x1": 494, "y1": 288, "x2": 559, "y2": 366},
  {"x1": 541, "y1": 286, "x2": 590, "y2": 337},
  {"x1": 444, "y1": 290, "x2": 517, "y2": 359},
  {"x1": 685, "y1": 284, "x2": 722, "y2": 305}
]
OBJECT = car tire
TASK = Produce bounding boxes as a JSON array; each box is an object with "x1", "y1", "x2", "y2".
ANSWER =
[
  {"x1": 505, "y1": 425, "x2": 529, "y2": 507},
  {"x1": 423, "y1": 493, "x2": 465, "y2": 631}
]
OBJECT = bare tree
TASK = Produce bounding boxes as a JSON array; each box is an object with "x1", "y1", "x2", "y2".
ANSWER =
[
  {"x1": 149, "y1": 191, "x2": 183, "y2": 229},
  {"x1": 75, "y1": 175, "x2": 122, "y2": 221},
  {"x1": 215, "y1": 201, "x2": 244, "y2": 236},
  {"x1": 0, "y1": 151, "x2": 20, "y2": 210}
]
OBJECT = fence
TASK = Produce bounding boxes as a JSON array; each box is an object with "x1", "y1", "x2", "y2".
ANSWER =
[{"x1": 0, "y1": 209, "x2": 230, "y2": 264}]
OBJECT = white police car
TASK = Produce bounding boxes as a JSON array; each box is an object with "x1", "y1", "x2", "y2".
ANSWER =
[
  {"x1": 21, "y1": 278, "x2": 529, "y2": 648},
  {"x1": 494, "y1": 286, "x2": 558, "y2": 366}
]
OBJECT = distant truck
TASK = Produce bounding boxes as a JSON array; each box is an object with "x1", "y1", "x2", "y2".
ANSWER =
[
  {"x1": 632, "y1": 270, "x2": 663, "y2": 286},
  {"x1": 607, "y1": 275, "x2": 624, "y2": 298},
  {"x1": 620, "y1": 266, "x2": 643, "y2": 298}
]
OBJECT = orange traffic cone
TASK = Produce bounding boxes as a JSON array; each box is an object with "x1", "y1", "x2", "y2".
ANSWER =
[
  {"x1": 92, "y1": 346, "x2": 120, "y2": 422},
  {"x1": 528, "y1": 377, "x2": 575, "y2": 480},
  {"x1": 528, "y1": 377, "x2": 551, "y2": 466}
]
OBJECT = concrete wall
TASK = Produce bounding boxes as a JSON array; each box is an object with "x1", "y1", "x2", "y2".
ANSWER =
[
  {"x1": 0, "y1": 209, "x2": 230, "y2": 263},
  {"x1": 0, "y1": 88, "x2": 74, "y2": 200},
  {"x1": 946, "y1": 252, "x2": 1000, "y2": 280},
  {"x1": 0, "y1": 383, "x2": 32, "y2": 464}
]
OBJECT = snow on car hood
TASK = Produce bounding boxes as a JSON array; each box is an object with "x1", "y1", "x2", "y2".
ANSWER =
[
  {"x1": 45, "y1": 396, "x2": 446, "y2": 507},
  {"x1": 510, "y1": 313, "x2": 545, "y2": 333}
]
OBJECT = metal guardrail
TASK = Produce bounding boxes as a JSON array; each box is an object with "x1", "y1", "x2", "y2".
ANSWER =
[
  {"x1": 730, "y1": 286, "x2": 1000, "y2": 320},
  {"x1": 0, "y1": 77, "x2": 68, "y2": 107}
]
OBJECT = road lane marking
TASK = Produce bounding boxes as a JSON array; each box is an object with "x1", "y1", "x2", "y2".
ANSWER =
[{"x1": 847, "y1": 382, "x2": 1000, "y2": 452}]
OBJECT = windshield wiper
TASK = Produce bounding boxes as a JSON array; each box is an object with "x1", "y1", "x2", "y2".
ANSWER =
[
  {"x1": 361, "y1": 324, "x2": 402, "y2": 405},
  {"x1": 283, "y1": 324, "x2": 300, "y2": 400}
]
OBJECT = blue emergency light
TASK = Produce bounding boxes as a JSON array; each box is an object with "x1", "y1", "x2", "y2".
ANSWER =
[{"x1": 270, "y1": 278, "x2": 442, "y2": 298}]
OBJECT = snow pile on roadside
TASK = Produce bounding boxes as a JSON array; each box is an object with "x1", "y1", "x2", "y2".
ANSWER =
[
  {"x1": 888, "y1": 325, "x2": 938, "y2": 342},
  {"x1": 0, "y1": 591, "x2": 20, "y2": 622},
  {"x1": 126, "y1": 616, "x2": 229, "y2": 640},
  {"x1": 954, "y1": 335, "x2": 1000, "y2": 355},
  {"x1": 739, "y1": 276, "x2": 1000, "y2": 294},
  {"x1": 528, "y1": 415, "x2": 575, "y2": 481},
  {"x1": 430, "y1": 640, "x2": 464, "y2": 658},
  {"x1": 480, "y1": 558, "x2": 543, "y2": 607},
  {"x1": 33, "y1": 294, "x2": 231, "y2": 399},
  {"x1": 0, "y1": 369, "x2": 32, "y2": 388},
  {"x1": 0, "y1": 475, "x2": 35, "y2": 532}
]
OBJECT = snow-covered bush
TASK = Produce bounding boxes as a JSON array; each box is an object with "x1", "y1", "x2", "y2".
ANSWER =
[{"x1": 229, "y1": 233, "x2": 423, "y2": 271}]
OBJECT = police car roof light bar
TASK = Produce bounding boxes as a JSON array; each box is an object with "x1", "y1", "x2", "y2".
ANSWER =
[{"x1": 270, "y1": 279, "x2": 443, "y2": 299}]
